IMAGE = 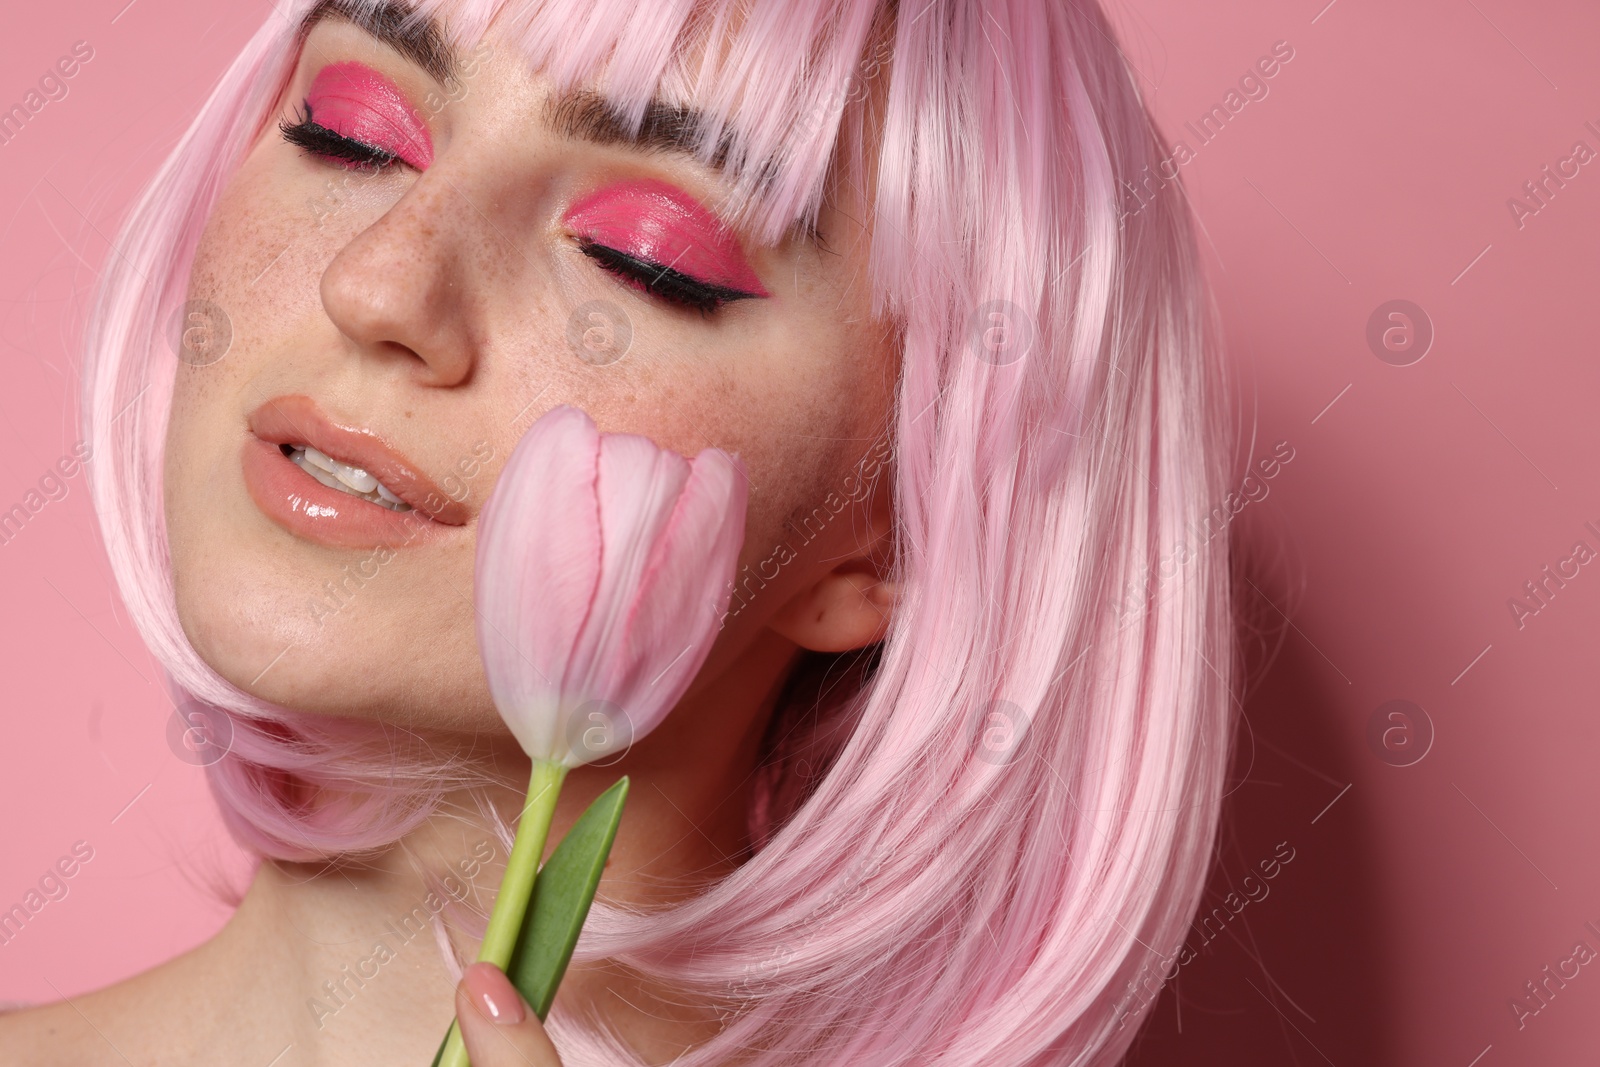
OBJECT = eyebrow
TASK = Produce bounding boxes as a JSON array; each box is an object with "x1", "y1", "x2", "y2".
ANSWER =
[
  {"x1": 298, "y1": 0, "x2": 458, "y2": 85},
  {"x1": 545, "y1": 89, "x2": 734, "y2": 171},
  {"x1": 298, "y1": 0, "x2": 820, "y2": 242},
  {"x1": 299, "y1": 2, "x2": 727, "y2": 165}
]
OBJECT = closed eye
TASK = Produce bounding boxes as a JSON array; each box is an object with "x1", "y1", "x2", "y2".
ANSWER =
[
  {"x1": 279, "y1": 102, "x2": 399, "y2": 170},
  {"x1": 575, "y1": 238, "x2": 764, "y2": 316}
]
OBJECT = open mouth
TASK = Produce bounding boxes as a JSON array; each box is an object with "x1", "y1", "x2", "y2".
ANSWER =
[
  {"x1": 281, "y1": 442, "x2": 412, "y2": 512},
  {"x1": 243, "y1": 393, "x2": 469, "y2": 548}
]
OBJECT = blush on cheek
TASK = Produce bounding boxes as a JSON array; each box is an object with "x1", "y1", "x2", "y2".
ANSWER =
[{"x1": 306, "y1": 61, "x2": 434, "y2": 169}]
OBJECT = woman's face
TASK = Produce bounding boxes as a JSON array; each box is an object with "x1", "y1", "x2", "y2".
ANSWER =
[{"x1": 163, "y1": 10, "x2": 897, "y2": 730}]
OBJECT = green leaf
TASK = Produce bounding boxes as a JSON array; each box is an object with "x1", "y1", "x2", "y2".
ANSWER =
[{"x1": 506, "y1": 776, "x2": 630, "y2": 1020}]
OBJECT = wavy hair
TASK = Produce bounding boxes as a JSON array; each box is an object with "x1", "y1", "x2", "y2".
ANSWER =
[{"x1": 82, "y1": 0, "x2": 1236, "y2": 1062}]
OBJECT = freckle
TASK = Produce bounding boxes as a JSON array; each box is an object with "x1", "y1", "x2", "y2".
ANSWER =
[{"x1": 404, "y1": 410, "x2": 413, "y2": 418}]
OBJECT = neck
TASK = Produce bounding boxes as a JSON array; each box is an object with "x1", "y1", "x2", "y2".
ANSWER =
[{"x1": 165, "y1": 626, "x2": 799, "y2": 1065}]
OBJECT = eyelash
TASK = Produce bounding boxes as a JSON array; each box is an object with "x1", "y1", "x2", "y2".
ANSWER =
[
  {"x1": 279, "y1": 102, "x2": 398, "y2": 170},
  {"x1": 575, "y1": 238, "x2": 759, "y2": 316},
  {"x1": 279, "y1": 102, "x2": 756, "y2": 317}
]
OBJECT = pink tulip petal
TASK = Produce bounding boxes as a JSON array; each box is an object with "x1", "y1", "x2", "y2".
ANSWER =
[
  {"x1": 610, "y1": 450, "x2": 747, "y2": 733},
  {"x1": 473, "y1": 404, "x2": 749, "y2": 766},
  {"x1": 475, "y1": 407, "x2": 603, "y2": 758},
  {"x1": 566, "y1": 434, "x2": 689, "y2": 695}
]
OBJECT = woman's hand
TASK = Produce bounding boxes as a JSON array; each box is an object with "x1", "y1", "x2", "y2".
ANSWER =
[{"x1": 455, "y1": 962, "x2": 563, "y2": 1066}]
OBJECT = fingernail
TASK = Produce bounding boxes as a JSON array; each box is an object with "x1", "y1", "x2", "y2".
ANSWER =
[{"x1": 462, "y1": 962, "x2": 527, "y2": 1026}]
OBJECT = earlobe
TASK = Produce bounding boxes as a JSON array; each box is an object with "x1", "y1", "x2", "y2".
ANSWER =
[{"x1": 768, "y1": 567, "x2": 899, "y2": 653}]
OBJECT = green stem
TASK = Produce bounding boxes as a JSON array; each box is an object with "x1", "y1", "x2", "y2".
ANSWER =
[
  {"x1": 436, "y1": 758, "x2": 568, "y2": 1067},
  {"x1": 480, "y1": 759, "x2": 569, "y2": 967}
]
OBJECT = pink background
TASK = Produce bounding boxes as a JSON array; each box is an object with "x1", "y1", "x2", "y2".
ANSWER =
[{"x1": 2, "y1": 0, "x2": 1596, "y2": 1062}]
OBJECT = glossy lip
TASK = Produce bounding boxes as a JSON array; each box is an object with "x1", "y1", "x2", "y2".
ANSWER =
[
  {"x1": 562, "y1": 178, "x2": 770, "y2": 296},
  {"x1": 244, "y1": 395, "x2": 468, "y2": 549},
  {"x1": 306, "y1": 61, "x2": 434, "y2": 169}
]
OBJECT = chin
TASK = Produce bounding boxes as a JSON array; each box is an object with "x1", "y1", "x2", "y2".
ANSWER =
[{"x1": 172, "y1": 553, "x2": 487, "y2": 727}]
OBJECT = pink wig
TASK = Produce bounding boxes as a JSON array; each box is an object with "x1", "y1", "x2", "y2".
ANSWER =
[{"x1": 82, "y1": 0, "x2": 1236, "y2": 1063}]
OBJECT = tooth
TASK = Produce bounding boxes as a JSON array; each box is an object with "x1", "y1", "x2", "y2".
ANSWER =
[
  {"x1": 298, "y1": 458, "x2": 351, "y2": 493},
  {"x1": 300, "y1": 445, "x2": 380, "y2": 494},
  {"x1": 302, "y1": 446, "x2": 337, "y2": 475},
  {"x1": 306, "y1": 445, "x2": 378, "y2": 494},
  {"x1": 288, "y1": 446, "x2": 414, "y2": 512},
  {"x1": 335, "y1": 464, "x2": 379, "y2": 494}
]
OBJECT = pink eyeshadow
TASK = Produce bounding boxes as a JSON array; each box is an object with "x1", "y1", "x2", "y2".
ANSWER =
[
  {"x1": 563, "y1": 179, "x2": 769, "y2": 295},
  {"x1": 305, "y1": 61, "x2": 433, "y2": 170}
]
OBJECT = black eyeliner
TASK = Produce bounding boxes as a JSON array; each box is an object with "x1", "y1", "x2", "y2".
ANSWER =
[{"x1": 576, "y1": 238, "x2": 761, "y2": 315}]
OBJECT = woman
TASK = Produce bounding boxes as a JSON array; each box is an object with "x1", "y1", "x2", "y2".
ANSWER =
[{"x1": 1, "y1": 0, "x2": 1233, "y2": 1063}]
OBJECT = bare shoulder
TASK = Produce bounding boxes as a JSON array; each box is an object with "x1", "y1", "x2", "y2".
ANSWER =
[
  {"x1": 0, "y1": 989, "x2": 145, "y2": 1066},
  {"x1": 0, "y1": 951, "x2": 217, "y2": 1067}
]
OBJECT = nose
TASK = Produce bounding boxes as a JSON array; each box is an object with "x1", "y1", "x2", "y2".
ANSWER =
[{"x1": 319, "y1": 170, "x2": 487, "y2": 388}]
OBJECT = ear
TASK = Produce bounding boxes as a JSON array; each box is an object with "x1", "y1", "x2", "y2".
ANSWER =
[{"x1": 766, "y1": 510, "x2": 898, "y2": 653}]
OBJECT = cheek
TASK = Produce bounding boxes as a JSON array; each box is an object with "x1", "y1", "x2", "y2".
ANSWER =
[
  {"x1": 692, "y1": 344, "x2": 892, "y2": 610},
  {"x1": 164, "y1": 164, "x2": 301, "y2": 551},
  {"x1": 730, "y1": 412, "x2": 852, "y2": 572},
  {"x1": 162, "y1": 151, "x2": 496, "y2": 722},
  {"x1": 733, "y1": 337, "x2": 895, "y2": 572},
  {"x1": 182, "y1": 133, "x2": 401, "y2": 386},
  {"x1": 164, "y1": 139, "x2": 408, "y2": 539}
]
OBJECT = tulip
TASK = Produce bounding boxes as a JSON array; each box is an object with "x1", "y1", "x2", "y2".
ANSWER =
[{"x1": 436, "y1": 404, "x2": 748, "y2": 1067}]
